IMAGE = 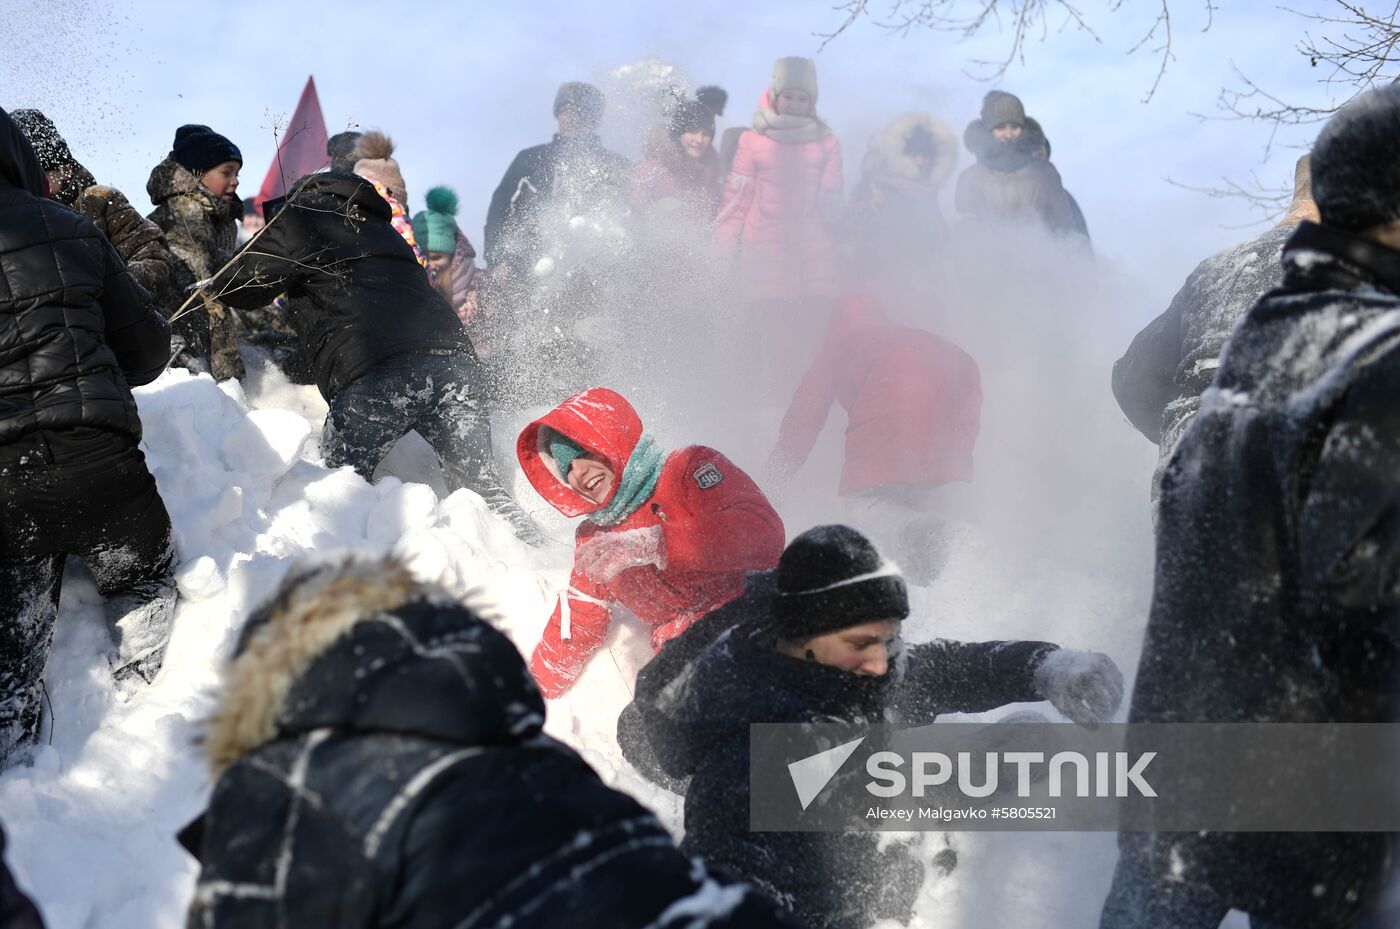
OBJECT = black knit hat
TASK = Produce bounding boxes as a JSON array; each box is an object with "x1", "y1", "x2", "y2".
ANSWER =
[
  {"x1": 1312, "y1": 83, "x2": 1400, "y2": 231},
  {"x1": 669, "y1": 99, "x2": 716, "y2": 137},
  {"x1": 172, "y1": 124, "x2": 241, "y2": 173},
  {"x1": 10, "y1": 109, "x2": 74, "y2": 171},
  {"x1": 696, "y1": 85, "x2": 728, "y2": 118},
  {"x1": 773, "y1": 525, "x2": 909, "y2": 640}
]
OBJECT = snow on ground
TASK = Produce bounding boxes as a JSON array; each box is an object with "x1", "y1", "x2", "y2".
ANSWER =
[{"x1": 1, "y1": 289, "x2": 1169, "y2": 928}]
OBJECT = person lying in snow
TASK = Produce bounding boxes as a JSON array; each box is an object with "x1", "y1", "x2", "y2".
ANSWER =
[
  {"x1": 517, "y1": 387, "x2": 785, "y2": 698},
  {"x1": 207, "y1": 168, "x2": 543, "y2": 546},
  {"x1": 619, "y1": 524, "x2": 1123, "y2": 929},
  {"x1": 181, "y1": 556, "x2": 805, "y2": 929}
]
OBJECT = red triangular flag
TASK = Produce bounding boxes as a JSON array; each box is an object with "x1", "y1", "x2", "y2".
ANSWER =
[{"x1": 255, "y1": 76, "x2": 329, "y2": 211}]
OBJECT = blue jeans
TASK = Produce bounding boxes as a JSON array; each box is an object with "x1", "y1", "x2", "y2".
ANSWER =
[{"x1": 322, "y1": 352, "x2": 542, "y2": 544}]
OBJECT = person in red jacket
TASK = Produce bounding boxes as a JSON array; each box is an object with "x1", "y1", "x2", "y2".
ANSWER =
[
  {"x1": 768, "y1": 294, "x2": 981, "y2": 581},
  {"x1": 518, "y1": 387, "x2": 785, "y2": 698}
]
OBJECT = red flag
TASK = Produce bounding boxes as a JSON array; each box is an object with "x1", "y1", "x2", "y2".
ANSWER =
[{"x1": 255, "y1": 76, "x2": 329, "y2": 211}]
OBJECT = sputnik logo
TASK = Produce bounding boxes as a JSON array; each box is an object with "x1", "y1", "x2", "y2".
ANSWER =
[{"x1": 788, "y1": 737, "x2": 866, "y2": 810}]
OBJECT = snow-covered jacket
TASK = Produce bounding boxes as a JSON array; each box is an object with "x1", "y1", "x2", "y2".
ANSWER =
[
  {"x1": 0, "y1": 825, "x2": 43, "y2": 929},
  {"x1": 34, "y1": 150, "x2": 182, "y2": 311},
  {"x1": 184, "y1": 558, "x2": 802, "y2": 929},
  {"x1": 208, "y1": 171, "x2": 472, "y2": 400},
  {"x1": 0, "y1": 110, "x2": 170, "y2": 446},
  {"x1": 146, "y1": 155, "x2": 244, "y2": 381},
  {"x1": 848, "y1": 114, "x2": 957, "y2": 289},
  {"x1": 771, "y1": 295, "x2": 982, "y2": 495},
  {"x1": 1122, "y1": 220, "x2": 1400, "y2": 927},
  {"x1": 517, "y1": 388, "x2": 785, "y2": 698},
  {"x1": 622, "y1": 573, "x2": 1057, "y2": 929},
  {"x1": 715, "y1": 90, "x2": 844, "y2": 303},
  {"x1": 1112, "y1": 222, "x2": 1292, "y2": 452},
  {"x1": 954, "y1": 119, "x2": 1086, "y2": 240}
]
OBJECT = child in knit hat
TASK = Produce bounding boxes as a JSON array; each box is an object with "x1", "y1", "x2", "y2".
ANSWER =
[
  {"x1": 412, "y1": 186, "x2": 482, "y2": 330},
  {"x1": 147, "y1": 124, "x2": 247, "y2": 381},
  {"x1": 352, "y1": 130, "x2": 433, "y2": 276}
]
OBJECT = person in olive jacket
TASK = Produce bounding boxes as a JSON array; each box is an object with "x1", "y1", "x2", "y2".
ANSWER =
[
  {"x1": 209, "y1": 169, "x2": 542, "y2": 545},
  {"x1": 0, "y1": 107, "x2": 174, "y2": 767}
]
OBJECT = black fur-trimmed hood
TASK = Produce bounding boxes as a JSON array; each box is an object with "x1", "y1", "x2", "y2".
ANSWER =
[{"x1": 206, "y1": 557, "x2": 545, "y2": 775}]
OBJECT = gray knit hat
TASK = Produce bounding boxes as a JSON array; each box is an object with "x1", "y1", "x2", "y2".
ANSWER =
[
  {"x1": 1311, "y1": 84, "x2": 1400, "y2": 231},
  {"x1": 980, "y1": 91, "x2": 1026, "y2": 128},
  {"x1": 772, "y1": 57, "x2": 819, "y2": 102}
]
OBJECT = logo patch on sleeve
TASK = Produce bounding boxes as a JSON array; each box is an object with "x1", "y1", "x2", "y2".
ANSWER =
[{"x1": 692, "y1": 461, "x2": 723, "y2": 489}]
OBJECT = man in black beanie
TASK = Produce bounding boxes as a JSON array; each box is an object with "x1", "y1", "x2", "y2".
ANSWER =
[
  {"x1": 1098, "y1": 84, "x2": 1400, "y2": 929},
  {"x1": 619, "y1": 524, "x2": 1122, "y2": 929}
]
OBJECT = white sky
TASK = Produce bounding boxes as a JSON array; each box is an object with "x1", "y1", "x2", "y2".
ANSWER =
[{"x1": 4, "y1": 0, "x2": 1352, "y2": 323}]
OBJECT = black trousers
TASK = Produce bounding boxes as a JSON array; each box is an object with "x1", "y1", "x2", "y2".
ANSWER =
[
  {"x1": 321, "y1": 352, "x2": 544, "y2": 545},
  {"x1": 0, "y1": 429, "x2": 176, "y2": 764}
]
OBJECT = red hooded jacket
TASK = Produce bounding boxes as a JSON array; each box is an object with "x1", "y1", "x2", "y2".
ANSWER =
[
  {"x1": 771, "y1": 295, "x2": 982, "y2": 495},
  {"x1": 518, "y1": 388, "x2": 785, "y2": 698}
]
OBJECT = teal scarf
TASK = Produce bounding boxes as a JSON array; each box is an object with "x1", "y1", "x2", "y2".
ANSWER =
[{"x1": 589, "y1": 434, "x2": 667, "y2": 527}]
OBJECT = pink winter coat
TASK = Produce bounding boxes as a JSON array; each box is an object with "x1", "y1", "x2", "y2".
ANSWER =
[
  {"x1": 715, "y1": 90, "x2": 844, "y2": 303},
  {"x1": 770, "y1": 294, "x2": 982, "y2": 495}
]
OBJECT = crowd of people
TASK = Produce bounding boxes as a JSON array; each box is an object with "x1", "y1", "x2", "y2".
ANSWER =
[{"x1": 0, "y1": 48, "x2": 1394, "y2": 929}]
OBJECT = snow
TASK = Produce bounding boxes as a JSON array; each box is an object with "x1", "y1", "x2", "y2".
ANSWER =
[{"x1": 2, "y1": 241, "x2": 1165, "y2": 928}]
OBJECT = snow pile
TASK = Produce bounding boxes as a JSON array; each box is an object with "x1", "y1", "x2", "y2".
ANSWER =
[{"x1": 0, "y1": 360, "x2": 559, "y2": 929}]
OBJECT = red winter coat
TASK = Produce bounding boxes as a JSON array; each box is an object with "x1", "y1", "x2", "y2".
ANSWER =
[
  {"x1": 771, "y1": 295, "x2": 982, "y2": 495},
  {"x1": 518, "y1": 388, "x2": 785, "y2": 698},
  {"x1": 714, "y1": 90, "x2": 844, "y2": 303}
]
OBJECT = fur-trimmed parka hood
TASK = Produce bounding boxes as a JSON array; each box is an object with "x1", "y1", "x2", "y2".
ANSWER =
[
  {"x1": 205, "y1": 557, "x2": 545, "y2": 775},
  {"x1": 861, "y1": 113, "x2": 958, "y2": 189}
]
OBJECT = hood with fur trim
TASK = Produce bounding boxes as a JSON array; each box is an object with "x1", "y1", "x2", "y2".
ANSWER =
[
  {"x1": 861, "y1": 113, "x2": 958, "y2": 189},
  {"x1": 206, "y1": 557, "x2": 545, "y2": 775}
]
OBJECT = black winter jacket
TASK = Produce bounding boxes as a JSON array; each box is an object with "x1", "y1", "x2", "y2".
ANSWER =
[
  {"x1": 1122, "y1": 220, "x2": 1400, "y2": 927},
  {"x1": 0, "y1": 108, "x2": 170, "y2": 447},
  {"x1": 484, "y1": 134, "x2": 629, "y2": 269},
  {"x1": 622, "y1": 573, "x2": 1057, "y2": 929},
  {"x1": 210, "y1": 171, "x2": 472, "y2": 400},
  {"x1": 1112, "y1": 222, "x2": 1292, "y2": 448},
  {"x1": 186, "y1": 559, "x2": 802, "y2": 929}
]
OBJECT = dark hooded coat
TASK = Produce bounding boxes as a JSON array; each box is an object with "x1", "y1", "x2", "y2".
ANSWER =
[
  {"x1": 10, "y1": 110, "x2": 180, "y2": 310},
  {"x1": 0, "y1": 107, "x2": 170, "y2": 447},
  {"x1": 209, "y1": 171, "x2": 473, "y2": 400},
  {"x1": 185, "y1": 558, "x2": 803, "y2": 929},
  {"x1": 1121, "y1": 220, "x2": 1400, "y2": 927},
  {"x1": 954, "y1": 118, "x2": 1087, "y2": 241}
]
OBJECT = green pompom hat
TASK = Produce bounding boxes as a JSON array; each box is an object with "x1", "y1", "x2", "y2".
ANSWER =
[{"x1": 411, "y1": 185, "x2": 460, "y2": 255}]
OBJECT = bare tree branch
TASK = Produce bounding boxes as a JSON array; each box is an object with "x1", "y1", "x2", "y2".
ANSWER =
[{"x1": 816, "y1": 0, "x2": 1216, "y2": 100}]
